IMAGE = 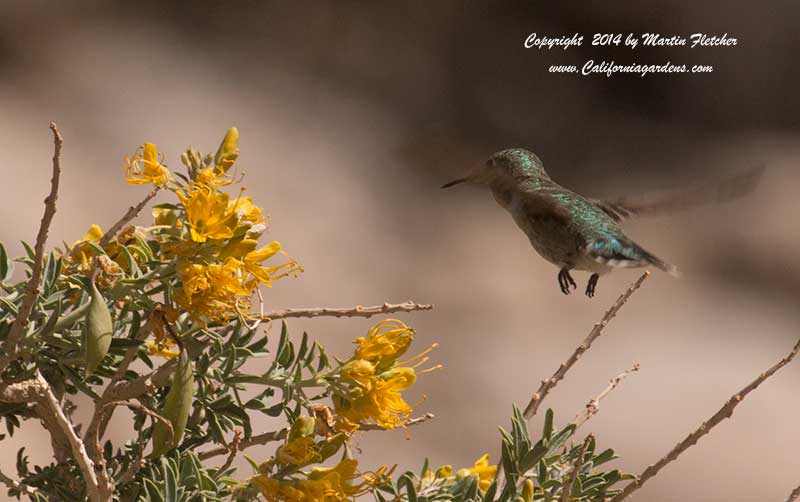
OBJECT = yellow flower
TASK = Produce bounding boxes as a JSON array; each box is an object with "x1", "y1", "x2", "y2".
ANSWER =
[
  {"x1": 219, "y1": 238, "x2": 259, "y2": 260},
  {"x1": 456, "y1": 454, "x2": 497, "y2": 492},
  {"x1": 174, "y1": 258, "x2": 250, "y2": 321},
  {"x1": 241, "y1": 241, "x2": 303, "y2": 288},
  {"x1": 275, "y1": 437, "x2": 318, "y2": 466},
  {"x1": 354, "y1": 319, "x2": 414, "y2": 369},
  {"x1": 69, "y1": 224, "x2": 104, "y2": 270},
  {"x1": 125, "y1": 143, "x2": 170, "y2": 186},
  {"x1": 229, "y1": 195, "x2": 266, "y2": 229},
  {"x1": 436, "y1": 465, "x2": 453, "y2": 477},
  {"x1": 145, "y1": 339, "x2": 179, "y2": 359},
  {"x1": 196, "y1": 167, "x2": 233, "y2": 187},
  {"x1": 336, "y1": 367, "x2": 416, "y2": 429},
  {"x1": 335, "y1": 330, "x2": 440, "y2": 430},
  {"x1": 177, "y1": 186, "x2": 238, "y2": 242},
  {"x1": 340, "y1": 359, "x2": 377, "y2": 390},
  {"x1": 74, "y1": 224, "x2": 103, "y2": 245}
]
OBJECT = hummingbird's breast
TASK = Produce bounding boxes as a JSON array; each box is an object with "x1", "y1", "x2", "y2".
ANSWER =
[{"x1": 502, "y1": 189, "x2": 582, "y2": 268}]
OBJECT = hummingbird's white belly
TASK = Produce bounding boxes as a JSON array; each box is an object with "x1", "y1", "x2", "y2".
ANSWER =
[{"x1": 573, "y1": 255, "x2": 613, "y2": 275}]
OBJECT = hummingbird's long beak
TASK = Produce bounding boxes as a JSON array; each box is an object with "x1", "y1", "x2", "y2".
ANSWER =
[{"x1": 440, "y1": 177, "x2": 469, "y2": 189}]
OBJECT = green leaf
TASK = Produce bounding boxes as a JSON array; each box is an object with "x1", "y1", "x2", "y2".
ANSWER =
[
  {"x1": 520, "y1": 442, "x2": 548, "y2": 472},
  {"x1": 143, "y1": 478, "x2": 164, "y2": 502},
  {"x1": 21, "y1": 240, "x2": 35, "y2": 260},
  {"x1": 59, "y1": 362, "x2": 100, "y2": 399},
  {"x1": 397, "y1": 473, "x2": 418, "y2": 502},
  {"x1": 592, "y1": 448, "x2": 617, "y2": 467},
  {"x1": 35, "y1": 298, "x2": 62, "y2": 338},
  {"x1": 243, "y1": 454, "x2": 259, "y2": 473},
  {"x1": 547, "y1": 424, "x2": 576, "y2": 454},
  {"x1": 543, "y1": 409, "x2": 554, "y2": 441},
  {"x1": 0, "y1": 241, "x2": 11, "y2": 281},
  {"x1": 119, "y1": 246, "x2": 142, "y2": 277},
  {"x1": 537, "y1": 459, "x2": 548, "y2": 484},
  {"x1": 162, "y1": 458, "x2": 178, "y2": 502},
  {"x1": 110, "y1": 338, "x2": 145, "y2": 349},
  {"x1": 483, "y1": 481, "x2": 497, "y2": 502}
]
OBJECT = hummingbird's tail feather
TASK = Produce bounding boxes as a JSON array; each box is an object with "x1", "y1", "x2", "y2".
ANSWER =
[
  {"x1": 637, "y1": 248, "x2": 681, "y2": 277},
  {"x1": 587, "y1": 238, "x2": 680, "y2": 277}
]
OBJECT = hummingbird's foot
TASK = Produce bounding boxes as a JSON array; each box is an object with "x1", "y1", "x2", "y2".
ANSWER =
[
  {"x1": 558, "y1": 268, "x2": 577, "y2": 295},
  {"x1": 586, "y1": 273, "x2": 599, "y2": 297}
]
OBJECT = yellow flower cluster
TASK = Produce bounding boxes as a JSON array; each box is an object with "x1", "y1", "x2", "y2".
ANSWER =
[
  {"x1": 423, "y1": 454, "x2": 498, "y2": 493},
  {"x1": 120, "y1": 128, "x2": 302, "y2": 323},
  {"x1": 333, "y1": 319, "x2": 440, "y2": 430},
  {"x1": 252, "y1": 413, "x2": 389, "y2": 502}
]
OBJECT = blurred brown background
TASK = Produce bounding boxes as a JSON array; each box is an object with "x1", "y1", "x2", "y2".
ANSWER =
[{"x1": 2, "y1": 1, "x2": 799, "y2": 501}]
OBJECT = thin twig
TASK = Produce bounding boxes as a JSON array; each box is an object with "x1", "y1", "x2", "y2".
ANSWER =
[
  {"x1": 216, "y1": 430, "x2": 242, "y2": 477},
  {"x1": 99, "y1": 188, "x2": 159, "y2": 247},
  {"x1": 609, "y1": 335, "x2": 800, "y2": 502},
  {"x1": 1, "y1": 124, "x2": 63, "y2": 372},
  {"x1": 0, "y1": 468, "x2": 37, "y2": 497},
  {"x1": 786, "y1": 484, "x2": 800, "y2": 502},
  {"x1": 573, "y1": 364, "x2": 640, "y2": 428},
  {"x1": 199, "y1": 429, "x2": 286, "y2": 461},
  {"x1": 259, "y1": 301, "x2": 433, "y2": 321},
  {"x1": 102, "y1": 399, "x2": 172, "y2": 488},
  {"x1": 361, "y1": 412, "x2": 435, "y2": 430},
  {"x1": 115, "y1": 399, "x2": 164, "y2": 485},
  {"x1": 35, "y1": 372, "x2": 105, "y2": 502},
  {"x1": 102, "y1": 400, "x2": 173, "y2": 441},
  {"x1": 523, "y1": 272, "x2": 649, "y2": 420},
  {"x1": 560, "y1": 435, "x2": 591, "y2": 502}
]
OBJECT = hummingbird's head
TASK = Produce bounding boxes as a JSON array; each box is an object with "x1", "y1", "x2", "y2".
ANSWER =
[{"x1": 441, "y1": 148, "x2": 549, "y2": 189}]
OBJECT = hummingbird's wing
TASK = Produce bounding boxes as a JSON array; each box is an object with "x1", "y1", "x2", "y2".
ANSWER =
[{"x1": 591, "y1": 166, "x2": 764, "y2": 223}]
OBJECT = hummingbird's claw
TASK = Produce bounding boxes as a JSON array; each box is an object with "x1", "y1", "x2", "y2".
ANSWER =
[
  {"x1": 586, "y1": 273, "x2": 599, "y2": 297},
  {"x1": 558, "y1": 268, "x2": 577, "y2": 295}
]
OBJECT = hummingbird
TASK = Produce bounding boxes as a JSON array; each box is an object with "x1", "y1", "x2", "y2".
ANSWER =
[{"x1": 441, "y1": 148, "x2": 763, "y2": 297}]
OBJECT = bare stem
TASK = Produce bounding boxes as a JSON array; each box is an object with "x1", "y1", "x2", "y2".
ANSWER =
[
  {"x1": 215, "y1": 430, "x2": 242, "y2": 477},
  {"x1": 259, "y1": 301, "x2": 433, "y2": 321},
  {"x1": 199, "y1": 429, "x2": 286, "y2": 461},
  {"x1": 609, "y1": 335, "x2": 800, "y2": 502},
  {"x1": 35, "y1": 372, "x2": 106, "y2": 502},
  {"x1": 573, "y1": 364, "x2": 640, "y2": 428},
  {"x1": 560, "y1": 435, "x2": 591, "y2": 502},
  {"x1": 1, "y1": 123, "x2": 63, "y2": 371},
  {"x1": 523, "y1": 272, "x2": 649, "y2": 420}
]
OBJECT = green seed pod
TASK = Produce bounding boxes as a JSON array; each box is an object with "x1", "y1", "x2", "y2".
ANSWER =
[
  {"x1": 84, "y1": 281, "x2": 113, "y2": 377},
  {"x1": 150, "y1": 350, "x2": 194, "y2": 457}
]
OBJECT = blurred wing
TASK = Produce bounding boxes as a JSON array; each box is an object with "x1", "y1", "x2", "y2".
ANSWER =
[
  {"x1": 592, "y1": 165, "x2": 765, "y2": 223},
  {"x1": 518, "y1": 189, "x2": 574, "y2": 226}
]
